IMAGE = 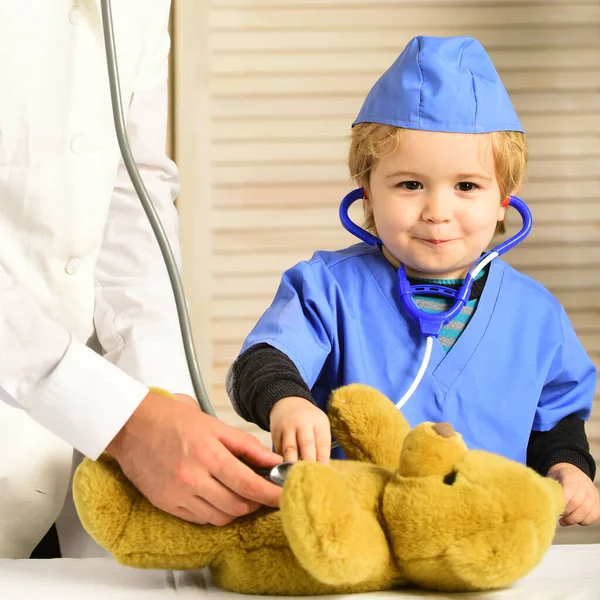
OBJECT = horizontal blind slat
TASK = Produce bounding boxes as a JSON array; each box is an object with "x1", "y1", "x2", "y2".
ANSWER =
[
  {"x1": 211, "y1": 48, "x2": 600, "y2": 74},
  {"x1": 212, "y1": 114, "x2": 600, "y2": 141},
  {"x1": 212, "y1": 70, "x2": 600, "y2": 96},
  {"x1": 211, "y1": 26, "x2": 600, "y2": 52},
  {"x1": 210, "y1": 5, "x2": 600, "y2": 29},
  {"x1": 212, "y1": 92, "x2": 600, "y2": 119}
]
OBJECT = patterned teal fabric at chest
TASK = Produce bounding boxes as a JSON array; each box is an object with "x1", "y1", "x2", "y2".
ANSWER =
[{"x1": 409, "y1": 267, "x2": 488, "y2": 352}]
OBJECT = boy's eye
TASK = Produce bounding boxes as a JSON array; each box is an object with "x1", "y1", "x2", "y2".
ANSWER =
[
  {"x1": 399, "y1": 181, "x2": 422, "y2": 190},
  {"x1": 456, "y1": 182, "x2": 478, "y2": 192}
]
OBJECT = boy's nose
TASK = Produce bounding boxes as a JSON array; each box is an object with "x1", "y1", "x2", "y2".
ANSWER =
[{"x1": 422, "y1": 192, "x2": 453, "y2": 224}]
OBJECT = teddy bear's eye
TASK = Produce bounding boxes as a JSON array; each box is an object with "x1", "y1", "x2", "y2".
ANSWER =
[{"x1": 443, "y1": 471, "x2": 457, "y2": 485}]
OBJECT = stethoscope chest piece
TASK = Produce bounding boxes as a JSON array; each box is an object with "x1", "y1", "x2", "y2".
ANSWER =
[{"x1": 241, "y1": 460, "x2": 295, "y2": 487}]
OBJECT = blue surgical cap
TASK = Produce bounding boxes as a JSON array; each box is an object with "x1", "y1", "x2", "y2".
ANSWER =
[{"x1": 353, "y1": 36, "x2": 524, "y2": 134}]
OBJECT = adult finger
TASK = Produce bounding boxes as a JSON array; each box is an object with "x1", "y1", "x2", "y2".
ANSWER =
[
  {"x1": 191, "y1": 474, "x2": 262, "y2": 520},
  {"x1": 170, "y1": 496, "x2": 236, "y2": 527},
  {"x1": 171, "y1": 505, "x2": 209, "y2": 525},
  {"x1": 220, "y1": 424, "x2": 283, "y2": 468},
  {"x1": 211, "y1": 444, "x2": 283, "y2": 508}
]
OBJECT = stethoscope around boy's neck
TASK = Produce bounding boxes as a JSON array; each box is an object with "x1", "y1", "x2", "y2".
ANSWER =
[{"x1": 337, "y1": 187, "x2": 533, "y2": 412}]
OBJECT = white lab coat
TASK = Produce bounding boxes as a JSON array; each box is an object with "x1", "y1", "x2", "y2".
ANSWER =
[{"x1": 0, "y1": 0, "x2": 194, "y2": 558}]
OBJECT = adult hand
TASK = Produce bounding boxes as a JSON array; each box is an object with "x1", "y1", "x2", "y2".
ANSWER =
[{"x1": 106, "y1": 390, "x2": 283, "y2": 526}]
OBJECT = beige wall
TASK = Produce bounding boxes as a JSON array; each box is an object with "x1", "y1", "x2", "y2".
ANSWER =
[{"x1": 172, "y1": 0, "x2": 600, "y2": 542}]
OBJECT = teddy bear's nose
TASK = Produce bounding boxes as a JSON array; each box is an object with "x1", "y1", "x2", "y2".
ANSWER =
[{"x1": 432, "y1": 423, "x2": 454, "y2": 438}]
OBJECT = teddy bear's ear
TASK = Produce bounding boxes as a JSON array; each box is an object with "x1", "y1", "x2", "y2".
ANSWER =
[
  {"x1": 441, "y1": 518, "x2": 549, "y2": 591},
  {"x1": 397, "y1": 422, "x2": 468, "y2": 477},
  {"x1": 328, "y1": 384, "x2": 411, "y2": 471}
]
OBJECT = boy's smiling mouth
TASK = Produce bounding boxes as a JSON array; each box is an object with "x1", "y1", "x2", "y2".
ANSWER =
[{"x1": 418, "y1": 238, "x2": 455, "y2": 245}]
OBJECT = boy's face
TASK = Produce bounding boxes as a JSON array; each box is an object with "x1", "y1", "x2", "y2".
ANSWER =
[{"x1": 367, "y1": 129, "x2": 507, "y2": 280}]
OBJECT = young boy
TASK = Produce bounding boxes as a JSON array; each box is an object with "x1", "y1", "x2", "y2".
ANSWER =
[{"x1": 227, "y1": 36, "x2": 600, "y2": 527}]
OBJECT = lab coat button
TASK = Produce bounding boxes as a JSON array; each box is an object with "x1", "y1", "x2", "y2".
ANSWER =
[
  {"x1": 69, "y1": 7, "x2": 82, "y2": 25},
  {"x1": 70, "y1": 136, "x2": 84, "y2": 154},
  {"x1": 65, "y1": 258, "x2": 80, "y2": 275}
]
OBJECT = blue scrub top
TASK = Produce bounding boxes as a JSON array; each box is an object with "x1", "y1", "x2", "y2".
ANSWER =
[{"x1": 241, "y1": 244, "x2": 596, "y2": 463}]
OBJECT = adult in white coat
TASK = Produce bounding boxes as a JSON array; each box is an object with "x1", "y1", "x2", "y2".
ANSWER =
[{"x1": 0, "y1": 0, "x2": 281, "y2": 559}]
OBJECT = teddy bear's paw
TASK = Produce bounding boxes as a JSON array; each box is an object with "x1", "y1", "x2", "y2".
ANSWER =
[
  {"x1": 444, "y1": 518, "x2": 545, "y2": 591},
  {"x1": 328, "y1": 384, "x2": 410, "y2": 471},
  {"x1": 403, "y1": 517, "x2": 552, "y2": 593},
  {"x1": 73, "y1": 454, "x2": 141, "y2": 554},
  {"x1": 281, "y1": 461, "x2": 391, "y2": 586}
]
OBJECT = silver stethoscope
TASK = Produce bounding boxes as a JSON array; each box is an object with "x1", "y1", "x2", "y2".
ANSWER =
[{"x1": 100, "y1": 0, "x2": 532, "y2": 478}]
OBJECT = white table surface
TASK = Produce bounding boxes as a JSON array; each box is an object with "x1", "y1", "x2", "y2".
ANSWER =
[{"x1": 1, "y1": 544, "x2": 598, "y2": 599}]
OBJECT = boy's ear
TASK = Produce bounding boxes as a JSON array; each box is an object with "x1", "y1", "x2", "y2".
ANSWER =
[{"x1": 360, "y1": 184, "x2": 372, "y2": 207}]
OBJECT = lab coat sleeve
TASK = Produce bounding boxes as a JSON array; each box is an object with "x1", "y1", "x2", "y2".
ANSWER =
[
  {"x1": 131, "y1": 0, "x2": 172, "y2": 93},
  {"x1": 533, "y1": 307, "x2": 597, "y2": 432},
  {"x1": 0, "y1": 1, "x2": 179, "y2": 459},
  {"x1": 0, "y1": 267, "x2": 148, "y2": 460},
  {"x1": 240, "y1": 261, "x2": 335, "y2": 390},
  {"x1": 93, "y1": 82, "x2": 194, "y2": 398}
]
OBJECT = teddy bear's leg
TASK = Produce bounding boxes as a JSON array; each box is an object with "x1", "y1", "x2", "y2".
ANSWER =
[
  {"x1": 73, "y1": 455, "x2": 140, "y2": 553},
  {"x1": 281, "y1": 461, "x2": 393, "y2": 587},
  {"x1": 73, "y1": 454, "x2": 232, "y2": 570},
  {"x1": 328, "y1": 384, "x2": 411, "y2": 471}
]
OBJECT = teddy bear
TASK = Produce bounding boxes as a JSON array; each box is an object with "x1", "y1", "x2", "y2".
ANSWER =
[{"x1": 73, "y1": 384, "x2": 563, "y2": 596}]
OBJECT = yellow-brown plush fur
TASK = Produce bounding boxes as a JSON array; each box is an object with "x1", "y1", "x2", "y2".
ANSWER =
[{"x1": 73, "y1": 384, "x2": 563, "y2": 595}]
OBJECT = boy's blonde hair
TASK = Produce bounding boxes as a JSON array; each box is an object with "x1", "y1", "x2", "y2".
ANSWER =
[{"x1": 348, "y1": 123, "x2": 528, "y2": 235}]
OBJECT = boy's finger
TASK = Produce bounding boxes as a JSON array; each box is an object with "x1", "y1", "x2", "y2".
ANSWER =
[
  {"x1": 582, "y1": 501, "x2": 600, "y2": 526},
  {"x1": 281, "y1": 429, "x2": 299, "y2": 463},
  {"x1": 560, "y1": 503, "x2": 587, "y2": 526},
  {"x1": 561, "y1": 486, "x2": 582, "y2": 514},
  {"x1": 575, "y1": 494, "x2": 600, "y2": 526},
  {"x1": 315, "y1": 424, "x2": 331, "y2": 465},
  {"x1": 271, "y1": 429, "x2": 283, "y2": 456},
  {"x1": 297, "y1": 427, "x2": 317, "y2": 462},
  {"x1": 579, "y1": 510, "x2": 599, "y2": 526}
]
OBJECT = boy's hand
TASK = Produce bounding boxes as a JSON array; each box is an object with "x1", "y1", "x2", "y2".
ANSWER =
[
  {"x1": 547, "y1": 462, "x2": 600, "y2": 526},
  {"x1": 270, "y1": 396, "x2": 331, "y2": 464}
]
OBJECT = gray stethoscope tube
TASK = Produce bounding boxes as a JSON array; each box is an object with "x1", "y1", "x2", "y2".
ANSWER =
[
  {"x1": 100, "y1": 0, "x2": 215, "y2": 417},
  {"x1": 100, "y1": 1, "x2": 297, "y2": 485}
]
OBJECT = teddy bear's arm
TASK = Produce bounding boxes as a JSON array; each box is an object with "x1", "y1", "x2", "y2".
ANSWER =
[
  {"x1": 280, "y1": 461, "x2": 395, "y2": 587},
  {"x1": 328, "y1": 384, "x2": 411, "y2": 471}
]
